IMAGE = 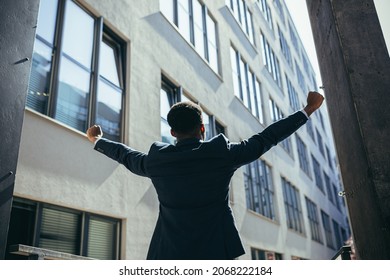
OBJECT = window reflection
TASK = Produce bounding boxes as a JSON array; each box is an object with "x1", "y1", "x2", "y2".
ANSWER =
[
  {"x1": 27, "y1": 0, "x2": 125, "y2": 141},
  {"x1": 99, "y1": 41, "x2": 120, "y2": 87},
  {"x1": 97, "y1": 40, "x2": 124, "y2": 141},
  {"x1": 27, "y1": 0, "x2": 58, "y2": 114},
  {"x1": 62, "y1": 0, "x2": 94, "y2": 69},
  {"x1": 56, "y1": 57, "x2": 90, "y2": 131}
]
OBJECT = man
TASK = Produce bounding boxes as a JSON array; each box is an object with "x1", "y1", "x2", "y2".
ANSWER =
[{"x1": 86, "y1": 91, "x2": 324, "y2": 260}]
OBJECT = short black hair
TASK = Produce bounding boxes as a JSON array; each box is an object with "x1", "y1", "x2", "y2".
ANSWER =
[{"x1": 167, "y1": 101, "x2": 203, "y2": 134}]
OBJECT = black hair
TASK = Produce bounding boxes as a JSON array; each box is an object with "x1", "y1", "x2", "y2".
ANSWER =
[{"x1": 167, "y1": 101, "x2": 203, "y2": 134}]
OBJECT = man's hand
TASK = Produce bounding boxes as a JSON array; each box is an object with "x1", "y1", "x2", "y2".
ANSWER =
[
  {"x1": 303, "y1": 91, "x2": 325, "y2": 116},
  {"x1": 86, "y1": 125, "x2": 103, "y2": 143}
]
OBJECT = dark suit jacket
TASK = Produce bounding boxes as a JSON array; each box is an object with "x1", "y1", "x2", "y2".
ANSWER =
[{"x1": 94, "y1": 111, "x2": 307, "y2": 259}]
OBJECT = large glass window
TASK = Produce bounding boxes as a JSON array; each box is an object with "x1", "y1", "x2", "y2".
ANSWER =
[
  {"x1": 261, "y1": 33, "x2": 282, "y2": 88},
  {"x1": 226, "y1": 0, "x2": 255, "y2": 44},
  {"x1": 296, "y1": 135, "x2": 311, "y2": 176},
  {"x1": 278, "y1": 26, "x2": 293, "y2": 69},
  {"x1": 316, "y1": 129, "x2": 325, "y2": 156},
  {"x1": 6, "y1": 197, "x2": 121, "y2": 260},
  {"x1": 269, "y1": 99, "x2": 293, "y2": 155},
  {"x1": 312, "y1": 155, "x2": 324, "y2": 193},
  {"x1": 231, "y1": 46, "x2": 264, "y2": 122},
  {"x1": 161, "y1": 0, "x2": 219, "y2": 73},
  {"x1": 244, "y1": 160, "x2": 275, "y2": 220},
  {"x1": 28, "y1": 0, "x2": 126, "y2": 141},
  {"x1": 305, "y1": 197, "x2": 323, "y2": 243},
  {"x1": 257, "y1": 0, "x2": 273, "y2": 30},
  {"x1": 160, "y1": 76, "x2": 224, "y2": 143},
  {"x1": 286, "y1": 75, "x2": 300, "y2": 112},
  {"x1": 251, "y1": 248, "x2": 283, "y2": 260},
  {"x1": 321, "y1": 210, "x2": 335, "y2": 249},
  {"x1": 281, "y1": 178, "x2": 304, "y2": 234},
  {"x1": 323, "y1": 172, "x2": 335, "y2": 204}
]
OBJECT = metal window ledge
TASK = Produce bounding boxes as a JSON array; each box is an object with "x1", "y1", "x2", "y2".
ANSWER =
[{"x1": 9, "y1": 244, "x2": 95, "y2": 260}]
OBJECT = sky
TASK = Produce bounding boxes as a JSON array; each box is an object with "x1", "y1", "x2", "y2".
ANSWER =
[{"x1": 284, "y1": 0, "x2": 390, "y2": 90}]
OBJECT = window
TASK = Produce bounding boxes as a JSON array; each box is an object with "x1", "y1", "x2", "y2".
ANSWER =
[
  {"x1": 251, "y1": 248, "x2": 282, "y2": 260},
  {"x1": 325, "y1": 146, "x2": 333, "y2": 170},
  {"x1": 281, "y1": 178, "x2": 304, "y2": 234},
  {"x1": 332, "y1": 183, "x2": 342, "y2": 211},
  {"x1": 226, "y1": 0, "x2": 255, "y2": 44},
  {"x1": 332, "y1": 219, "x2": 343, "y2": 249},
  {"x1": 257, "y1": 0, "x2": 273, "y2": 30},
  {"x1": 312, "y1": 155, "x2": 324, "y2": 193},
  {"x1": 6, "y1": 197, "x2": 121, "y2": 260},
  {"x1": 302, "y1": 52, "x2": 311, "y2": 77},
  {"x1": 296, "y1": 135, "x2": 311, "y2": 176},
  {"x1": 202, "y1": 110, "x2": 225, "y2": 140},
  {"x1": 269, "y1": 99, "x2": 293, "y2": 155},
  {"x1": 316, "y1": 129, "x2": 325, "y2": 156},
  {"x1": 295, "y1": 62, "x2": 306, "y2": 92},
  {"x1": 286, "y1": 75, "x2": 300, "y2": 112},
  {"x1": 28, "y1": 0, "x2": 126, "y2": 141},
  {"x1": 161, "y1": 0, "x2": 219, "y2": 73},
  {"x1": 230, "y1": 47, "x2": 264, "y2": 122},
  {"x1": 318, "y1": 111, "x2": 325, "y2": 129},
  {"x1": 289, "y1": 22, "x2": 299, "y2": 53},
  {"x1": 273, "y1": 0, "x2": 285, "y2": 24},
  {"x1": 160, "y1": 75, "x2": 224, "y2": 143},
  {"x1": 306, "y1": 118, "x2": 315, "y2": 141},
  {"x1": 321, "y1": 210, "x2": 335, "y2": 249},
  {"x1": 323, "y1": 172, "x2": 335, "y2": 204},
  {"x1": 278, "y1": 26, "x2": 293, "y2": 69},
  {"x1": 305, "y1": 197, "x2": 323, "y2": 243},
  {"x1": 261, "y1": 33, "x2": 282, "y2": 88},
  {"x1": 244, "y1": 160, "x2": 275, "y2": 220},
  {"x1": 160, "y1": 77, "x2": 181, "y2": 144}
]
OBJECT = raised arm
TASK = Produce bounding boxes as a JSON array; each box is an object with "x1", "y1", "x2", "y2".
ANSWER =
[
  {"x1": 229, "y1": 91, "x2": 324, "y2": 167},
  {"x1": 86, "y1": 125, "x2": 149, "y2": 177}
]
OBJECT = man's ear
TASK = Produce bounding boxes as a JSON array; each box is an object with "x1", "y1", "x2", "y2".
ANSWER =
[
  {"x1": 170, "y1": 129, "x2": 176, "y2": 137},
  {"x1": 200, "y1": 124, "x2": 205, "y2": 133}
]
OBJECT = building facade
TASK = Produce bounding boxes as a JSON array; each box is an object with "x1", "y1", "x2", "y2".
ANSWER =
[{"x1": 7, "y1": 0, "x2": 350, "y2": 260}]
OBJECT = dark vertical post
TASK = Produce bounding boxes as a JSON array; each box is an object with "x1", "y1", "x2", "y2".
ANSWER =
[
  {"x1": 0, "y1": 0, "x2": 40, "y2": 259},
  {"x1": 306, "y1": 0, "x2": 390, "y2": 259}
]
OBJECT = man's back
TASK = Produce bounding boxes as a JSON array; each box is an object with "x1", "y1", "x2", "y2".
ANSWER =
[{"x1": 92, "y1": 110, "x2": 310, "y2": 259}]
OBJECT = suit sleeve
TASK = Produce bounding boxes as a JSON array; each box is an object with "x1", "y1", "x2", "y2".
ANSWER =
[
  {"x1": 94, "y1": 138, "x2": 149, "y2": 177},
  {"x1": 228, "y1": 111, "x2": 307, "y2": 168}
]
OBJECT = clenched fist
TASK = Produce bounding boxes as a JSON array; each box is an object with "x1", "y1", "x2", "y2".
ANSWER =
[
  {"x1": 303, "y1": 91, "x2": 325, "y2": 116},
  {"x1": 86, "y1": 125, "x2": 103, "y2": 143}
]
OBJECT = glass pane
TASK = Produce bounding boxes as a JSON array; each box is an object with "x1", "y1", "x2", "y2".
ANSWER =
[
  {"x1": 239, "y1": 60, "x2": 249, "y2": 107},
  {"x1": 160, "y1": 88, "x2": 171, "y2": 120},
  {"x1": 39, "y1": 207, "x2": 81, "y2": 255},
  {"x1": 27, "y1": 39, "x2": 53, "y2": 113},
  {"x1": 160, "y1": 0, "x2": 174, "y2": 22},
  {"x1": 36, "y1": 0, "x2": 58, "y2": 44},
  {"x1": 206, "y1": 15, "x2": 218, "y2": 72},
  {"x1": 62, "y1": 0, "x2": 94, "y2": 68},
  {"x1": 178, "y1": 0, "x2": 191, "y2": 42},
  {"x1": 230, "y1": 48, "x2": 240, "y2": 98},
  {"x1": 161, "y1": 119, "x2": 175, "y2": 144},
  {"x1": 193, "y1": 1, "x2": 205, "y2": 57},
  {"x1": 202, "y1": 111, "x2": 211, "y2": 140},
  {"x1": 97, "y1": 79, "x2": 122, "y2": 141},
  {"x1": 100, "y1": 41, "x2": 120, "y2": 87},
  {"x1": 87, "y1": 218, "x2": 116, "y2": 260},
  {"x1": 55, "y1": 56, "x2": 91, "y2": 131},
  {"x1": 249, "y1": 72, "x2": 256, "y2": 115}
]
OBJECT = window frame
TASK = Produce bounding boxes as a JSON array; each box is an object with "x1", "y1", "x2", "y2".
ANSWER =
[
  {"x1": 27, "y1": 0, "x2": 127, "y2": 142},
  {"x1": 6, "y1": 197, "x2": 121, "y2": 260}
]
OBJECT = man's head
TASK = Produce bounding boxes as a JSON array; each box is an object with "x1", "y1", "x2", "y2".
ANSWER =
[{"x1": 167, "y1": 101, "x2": 205, "y2": 140}]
